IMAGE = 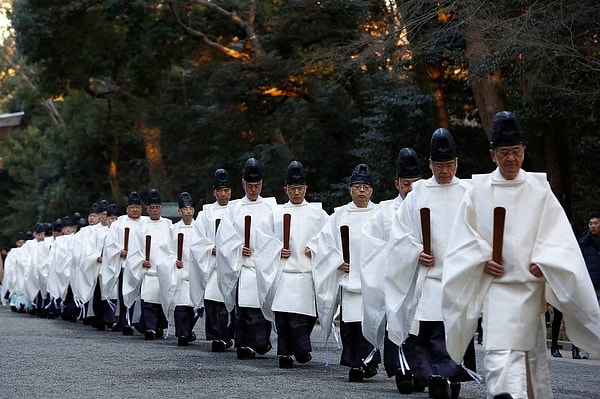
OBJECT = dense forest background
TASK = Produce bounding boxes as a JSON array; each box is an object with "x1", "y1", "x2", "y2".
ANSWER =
[{"x1": 0, "y1": 0, "x2": 599, "y2": 248}]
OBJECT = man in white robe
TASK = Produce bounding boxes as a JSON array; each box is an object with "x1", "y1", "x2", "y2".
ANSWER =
[
  {"x1": 101, "y1": 192, "x2": 147, "y2": 335},
  {"x1": 216, "y1": 158, "x2": 277, "y2": 359},
  {"x1": 385, "y1": 130, "x2": 475, "y2": 399},
  {"x1": 35, "y1": 223, "x2": 54, "y2": 317},
  {"x1": 443, "y1": 111, "x2": 600, "y2": 399},
  {"x1": 359, "y1": 148, "x2": 421, "y2": 389},
  {"x1": 255, "y1": 160, "x2": 329, "y2": 368},
  {"x1": 311, "y1": 163, "x2": 380, "y2": 382},
  {"x1": 123, "y1": 189, "x2": 176, "y2": 340},
  {"x1": 191, "y1": 168, "x2": 235, "y2": 352},
  {"x1": 170, "y1": 192, "x2": 199, "y2": 346},
  {"x1": 47, "y1": 216, "x2": 79, "y2": 321},
  {"x1": 71, "y1": 203, "x2": 103, "y2": 327}
]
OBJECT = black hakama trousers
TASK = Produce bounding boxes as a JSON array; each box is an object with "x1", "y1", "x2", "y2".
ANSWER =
[
  {"x1": 274, "y1": 311, "x2": 316, "y2": 357},
  {"x1": 235, "y1": 306, "x2": 272, "y2": 354},
  {"x1": 403, "y1": 321, "x2": 476, "y2": 385},
  {"x1": 204, "y1": 299, "x2": 235, "y2": 342},
  {"x1": 340, "y1": 320, "x2": 381, "y2": 368}
]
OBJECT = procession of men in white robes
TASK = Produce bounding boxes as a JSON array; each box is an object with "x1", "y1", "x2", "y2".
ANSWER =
[{"x1": 3, "y1": 115, "x2": 600, "y2": 399}]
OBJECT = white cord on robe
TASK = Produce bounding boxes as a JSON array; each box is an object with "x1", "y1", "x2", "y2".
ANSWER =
[
  {"x1": 461, "y1": 362, "x2": 484, "y2": 384},
  {"x1": 362, "y1": 347, "x2": 378, "y2": 366},
  {"x1": 398, "y1": 345, "x2": 411, "y2": 375}
]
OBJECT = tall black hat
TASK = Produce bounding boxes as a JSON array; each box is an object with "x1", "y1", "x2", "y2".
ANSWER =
[
  {"x1": 128, "y1": 191, "x2": 142, "y2": 206},
  {"x1": 213, "y1": 169, "x2": 230, "y2": 189},
  {"x1": 63, "y1": 216, "x2": 74, "y2": 227},
  {"x1": 285, "y1": 160, "x2": 306, "y2": 185},
  {"x1": 72, "y1": 212, "x2": 82, "y2": 223},
  {"x1": 16, "y1": 231, "x2": 25, "y2": 241},
  {"x1": 25, "y1": 231, "x2": 33, "y2": 240},
  {"x1": 178, "y1": 192, "x2": 194, "y2": 208},
  {"x1": 77, "y1": 218, "x2": 88, "y2": 230},
  {"x1": 89, "y1": 203, "x2": 100, "y2": 214},
  {"x1": 490, "y1": 111, "x2": 526, "y2": 148},
  {"x1": 396, "y1": 148, "x2": 420, "y2": 178},
  {"x1": 430, "y1": 128, "x2": 457, "y2": 162},
  {"x1": 34, "y1": 222, "x2": 45, "y2": 234},
  {"x1": 54, "y1": 218, "x2": 63, "y2": 232},
  {"x1": 350, "y1": 163, "x2": 373, "y2": 186},
  {"x1": 99, "y1": 199, "x2": 109, "y2": 213},
  {"x1": 107, "y1": 203, "x2": 118, "y2": 217},
  {"x1": 44, "y1": 223, "x2": 53, "y2": 236},
  {"x1": 147, "y1": 189, "x2": 162, "y2": 205},
  {"x1": 242, "y1": 158, "x2": 262, "y2": 182}
]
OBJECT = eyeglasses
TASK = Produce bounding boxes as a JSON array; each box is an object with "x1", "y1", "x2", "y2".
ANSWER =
[
  {"x1": 351, "y1": 184, "x2": 372, "y2": 191},
  {"x1": 286, "y1": 185, "x2": 306, "y2": 193},
  {"x1": 496, "y1": 147, "x2": 525, "y2": 158}
]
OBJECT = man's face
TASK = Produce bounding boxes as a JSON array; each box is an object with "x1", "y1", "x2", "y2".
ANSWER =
[
  {"x1": 429, "y1": 158, "x2": 457, "y2": 185},
  {"x1": 490, "y1": 145, "x2": 525, "y2": 181},
  {"x1": 284, "y1": 185, "x2": 307, "y2": 205},
  {"x1": 34, "y1": 232, "x2": 45, "y2": 242},
  {"x1": 178, "y1": 206, "x2": 195, "y2": 222},
  {"x1": 589, "y1": 218, "x2": 600, "y2": 236},
  {"x1": 242, "y1": 180, "x2": 262, "y2": 201},
  {"x1": 126, "y1": 205, "x2": 142, "y2": 219},
  {"x1": 107, "y1": 215, "x2": 118, "y2": 226},
  {"x1": 99, "y1": 211, "x2": 108, "y2": 226},
  {"x1": 394, "y1": 177, "x2": 420, "y2": 199},
  {"x1": 348, "y1": 183, "x2": 373, "y2": 208},
  {"x1": 147, "y1": 204, "x2": 162, "y2": 220},
  {"x1": 213, "y1": 188, "x2": 231, "y2": 206},
  {"x1": 88, "y1": 213, "x2": 100, "y2": 226}
]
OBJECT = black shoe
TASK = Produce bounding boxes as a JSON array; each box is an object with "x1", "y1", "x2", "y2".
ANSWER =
[
  {"x1": 156, "y1": 329, "x2": 164, "y2": 339},
  {"x1": 362, "y1": 364, "x2": 378, "y2": 379},
  {"x1": 450, "y1": 382, "x2": 460, "y2": 399},
  {"x1": 236, "y1": 346, "x2": 256, "y2": 360},
  {"x1": 122, "y1": 326, "x2": 134, "y2": 336},
  {"x1": 550, "y1": 346, "x2": 562, "y2": 358},
  {"x1": 96, "y1": 323, "x2": 106, "y2": 331},
  {"x1": 413, "y1": 378, "x2": 427, "y2": 393},
  {"x1": 493, "y1": 394, "x2": 513, "y2": 399},
  {"x1": 348, "y1": 367, "x2": 364, "y2": 382},
  {"x1": 145, "y1": 330, "x2": 156, "y2": 341},
  {"x1": 47, "y1": 312, "x2": 56, "y2": 320},
  {"x1": 395, "y1": 370, "x2": 414, "y2": 394},
  {"x1": 295, "y1": 352, "x2": 312, "y2": 364},
  {"x1": 212, "y1": 340, "x2": 228, "y2": 352},
  {"x1": 178, "y1": 337, "x2": 189, "y2": 347},
  {"x1": 428, "y1": 375, "x2": 451, "y2": 399},
  {"x1": 111, "y1": 323, "x2": 122, "y2": 332},
  {"x1": 279, "y1": 356, "x2": 294, "y2": 369},
  {"x1": 572, "y1": 347, "x2": 581, "y2": 359}
]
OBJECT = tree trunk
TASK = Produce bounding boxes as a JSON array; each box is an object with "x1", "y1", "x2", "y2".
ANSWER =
[
  {"x1": 544, "y1": 126, "x2": 572, "y2": 218},
  {"x1": 425, "y1": 63, "x2": 450, "y2": 129},
  {"x1": 464, "y1": 21, "x2": 506, "y2": 138},
  {"x1": 136, "y1": 121, "x2": 168, "y2": 192}
]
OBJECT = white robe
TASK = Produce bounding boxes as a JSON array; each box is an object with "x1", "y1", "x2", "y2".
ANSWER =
[
  {"x1": 359, "y1": 195, "x2": 403, "y2": 350},
  {"x1": 72, "y1": 224, "x2": 106, "y2": 304},
  {"x1": 192, "y1": 202, "x2": 229, "y2": 306},
  {"x1": 385, "y1": 177, "x2": 469, "y2": 347},
  {"x1": 311, "y1": 201, "x2": 378, "y2": 343},
  {"x1": 443, "y1": 169, "x2": 600, "y2": 362},
  {"x1": 47, "y1": 234, "x2": 75, "y2": 300},
  {"x1": 20, "y1": 240, "x2": 41, "y2": 302},
  {"x1": 122, "y1": 217, "x2": 176, "y2": 317},
  {"x1": 35, "y1": 237, "x2": 53, "y2": 298},
  {"x1": 100, "y1": 215, "x2": 148, "y2": 300},
  {"x1": 255, "y1": 200, "x2": 329, "y2": 322},
  {"x1": 216, "y1": 196, "x2": 277, "y2": 312},
  {"x1": 171, "y1": 220, "x2": 194, "y2": 307}
]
